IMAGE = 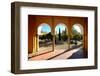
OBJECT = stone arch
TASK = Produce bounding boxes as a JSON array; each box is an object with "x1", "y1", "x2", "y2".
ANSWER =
[
  {"x1": 28, "y1": 15, "x2": 88, "y2": 58},
  {"x1": 54, "y1": 23, "x2": 69, "y2": 50},
  {"x1": 71, "y1": 23, "x2": 84, "y2": 48},
  {"x1": 55, "y1": 23, "x2": 68, "y2": 34},
  {"x1": 72, "y1": 23, "x2": 83, "y2": 35},
  {"x1": 38, "y1": 23, "x2": 51, "y2": 35},
  {"x1": 37, "y1": 23, "x2": 53, "y2": 53}
]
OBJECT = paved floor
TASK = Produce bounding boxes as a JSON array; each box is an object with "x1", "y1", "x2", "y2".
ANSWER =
[
  {"x1": 29, "y1": 41, "x2": 69, "y2": 58},
  {"x1": 68, "y1": 48, "x2": 85, "y2": 59},
  {"x1": 49, "y1": 47, "x2": 83, "y2": 60},
  {"x1": 29, "y1": 45, "x2": 85, "y2": 60},
  {"x1": 29, "y1": 41, "x2": 82, "y2": 58},
  {"x1": 29, "y1": 49, "x2": 66, "y2": 60}
]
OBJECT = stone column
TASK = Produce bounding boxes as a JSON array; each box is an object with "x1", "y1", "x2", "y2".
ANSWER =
[
  {"x1": 68, "y1": 29, "x2": 71, "y2": 50},
  {"x1": 82, "y1": 23, "x2": 88, "y2": 58},
  {"x1": 84, "y1": 25, "x2": 88, "y2": 58},
  {"x1": 32, "y1": 33, "x2": 37, "y2": 54},
  {"x1": 68, "y1": 18, "x2": 71, "y2": 50},
  {"x1": 52, "y1": 25, "x2": 55, "y2": 51},
  {"x1": 51, "y1": 17, "x2": 55, "y2": 51},
  {"x1": 36, "y1": 34, "x2": 39, "y2": 52}
]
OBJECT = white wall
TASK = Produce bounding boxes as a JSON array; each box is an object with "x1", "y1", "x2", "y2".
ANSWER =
[{"x1": 0, "y1": 0, "x2": 100, "y2": 76}]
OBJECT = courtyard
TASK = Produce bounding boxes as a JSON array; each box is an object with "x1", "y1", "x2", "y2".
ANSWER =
[
  {"x1": 28, "y1": 15, "x2": 88, "y2": 60},
  {"x1": 29, "y1": 40, "x2": 83, "y2": 60}
]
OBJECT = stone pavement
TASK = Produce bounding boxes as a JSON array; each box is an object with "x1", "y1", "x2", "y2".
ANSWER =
[
  {"x1": 68, "y1": 48, "x2": 85, "y2": 59},
  {"x1": 29, "y1": 49, "x2": 66, "y2": 60},
  {"x1": 29, "y1": 45, "x2": 84, "y2": 60},
  {"x1": 50, "y1": 47, "x2": 83, "y2": 60}
]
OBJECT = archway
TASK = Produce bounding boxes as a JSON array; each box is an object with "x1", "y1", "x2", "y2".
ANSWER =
[
  {"x1": 55, "y1": 23, "x2": 69, "y2": 51},
  {"x1": 37, "y1": 23, "x2": 53, "y2": 55},
  {"x1": 70, "y1": 24, "x2": 83, "y2": 48}
]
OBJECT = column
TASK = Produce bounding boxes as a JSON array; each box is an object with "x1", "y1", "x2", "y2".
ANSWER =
[
  {"x1": 32, "y1": 33, "x2": 37, "y2": 54},
  {"x1": 53, "y1": 27, "x2": 55, "y2": 51},
  {"x1": 36, "y1": 34, "x2": 39, "y2": 52},
  {"x1": 51, "y1": 24, "x2": 55, "y2": 51},
  {"x1": 84, "y1": 25, "x2": 88, "y2": 57},
  {"x1": 68, "y1": 30, "x2": 71, "y2": 50}
]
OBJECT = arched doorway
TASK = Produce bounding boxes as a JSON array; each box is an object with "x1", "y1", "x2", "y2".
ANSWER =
[
  {"x1": 37, "y1": 23, "x2": 53, "y2": 55},
  {"x1": 55, "y1": 23, "x2": 69, "y2": 51},
  {"x1": 70, "y1": 24, "x2": 83, "y2": 48}
]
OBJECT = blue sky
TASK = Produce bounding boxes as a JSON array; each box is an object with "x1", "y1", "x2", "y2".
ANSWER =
[
  {"x1": 38, "y1": 24, "x2": 51, "y2": 35},
  {"x1": 41, "y1": 25, "x2": 51, "y2": 33},
  {"x1": 41, "y1": 24, "x2": 66, "y2": 33},
  {"x1": 55, "y1": 24, "x2": 66, "y2": 34},
  {"x1": 38, "y1": 23, "x2": 82, "y2": 35},
  {"x1": 38, "y1": 23, "x2": 67, "y2": 34}
]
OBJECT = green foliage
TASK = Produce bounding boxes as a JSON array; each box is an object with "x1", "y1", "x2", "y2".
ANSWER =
[
  {"x1": 72, "y1": 27, "x2": 82, "y2": 41},
  {"x1": 70, "y1": 27, "x2": 83, "y2": 45},
  {"x1": 39, "y1": 32, "x2": 53, "y2": 41},
  {"x1": 46, "y1": 32, "x2": 53, "y2": 40},
  {"x1": 39, "y1": 34, "x2": 46, "y2": 40},
  {"x1": 62, "y1": 34, "x2": 68, "y2": 41},
  {"x1": 55, "y1": 28, "x2": 68, "y2": 41}
]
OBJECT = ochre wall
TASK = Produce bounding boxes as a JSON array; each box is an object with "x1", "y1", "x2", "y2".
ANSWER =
[
  {"x1": 28, "y1": 15, "x2": 37, "y2": 53},
  {"x1": 28, "y1": 15, "x2": 88, "y2": 57}
]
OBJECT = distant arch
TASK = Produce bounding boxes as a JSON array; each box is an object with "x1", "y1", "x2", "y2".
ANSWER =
[
  {"x1": 38, "y1": 23, "x2": 51, "y2": 35},
  {"x1": 55, "y1": 23, "x2": 68, "y2": 34},
  {"x1": 72, "y1": 23, "x2": 83, "y2": 35}
]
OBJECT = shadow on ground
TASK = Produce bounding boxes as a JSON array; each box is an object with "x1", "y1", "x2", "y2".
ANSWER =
[{"x1": 68, "y1": 48, "x2": 87, "y2": 59}]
